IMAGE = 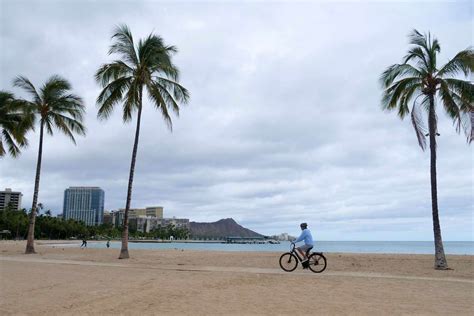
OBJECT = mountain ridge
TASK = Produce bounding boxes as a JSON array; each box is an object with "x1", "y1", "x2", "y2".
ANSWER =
[{"x1": 189, "y1": 218, "x2": 264, "y2": 239}]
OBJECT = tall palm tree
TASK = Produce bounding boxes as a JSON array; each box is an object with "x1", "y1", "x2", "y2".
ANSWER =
[
  {"x1": 95, "y1": 25, "x2": 189, "y2": 259},
  {"x1": 14, "y1": 75, "x2": 86, "y2": 254},
  {"x1": 380, "y1": 30, "x2": 473, "y2": 269},
  {"x1": 0, "y1": 90, "x2": 32, "y2": 157}
]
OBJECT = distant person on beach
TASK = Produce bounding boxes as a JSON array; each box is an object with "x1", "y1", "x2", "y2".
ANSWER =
[
  {"x1": 106, "y1": 240, "x2": 110, "y2": 248},
  {"x1": 293, "y1": 223, "x2": 313, "y2": 265},
  {"x1": 80, "y1": 239, "x2": 87, "y2": 248}
]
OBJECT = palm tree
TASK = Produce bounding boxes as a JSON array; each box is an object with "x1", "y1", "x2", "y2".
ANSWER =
[
  {"x1": 13, "y1": 75, "x2": 86, "y2": 254},
  {"x1": 96, "y1": 25, "x2": 189, "y2": 259},
  {"x1": 0, "y1": 91, "x2": 32, "y2": 157},
  {"x1": 380, "y1": 30, "x2": 473, "y2": 269}
]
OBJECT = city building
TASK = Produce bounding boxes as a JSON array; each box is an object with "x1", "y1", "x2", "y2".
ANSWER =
[
  {"x1": 114, "y1": 206, "x2": 164, "y2": 227},
  {"x1": 145, "y1": 206, "x2": 163, "y2": 218},
  {"x1": 129, "y1": 216, "x2": 190, "y2": 233},
  {"x1": 63, "y1": 187, "x2": 105, "y2": 226},
  {"x1": 103, "y1": 211, "x2": 113, "y2": 225},
  {"x1": 0, "y1": 188, "x2": 23, "y2": 211},
  {"x1": 112, "y1": 206, "x2": 187, "y2": 233}
]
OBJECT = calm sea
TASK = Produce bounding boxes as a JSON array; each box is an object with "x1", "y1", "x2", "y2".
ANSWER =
[{"x1": 87, "y1": 240, "x2": 474, "y2": 255}]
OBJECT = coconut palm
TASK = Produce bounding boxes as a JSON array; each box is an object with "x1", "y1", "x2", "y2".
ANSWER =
[
  {"x1": 95, "y1": 25, "x2": 189, "y2": 259},
  {"x1": 0, "y1": 90, "x2": 32, "y2": 157},
  {"x1": 13, "y1": 75, "x2": 86, "y2": 254},
  {"x1": 380, "y1": 30, "x2": 473, "y2": 269}
]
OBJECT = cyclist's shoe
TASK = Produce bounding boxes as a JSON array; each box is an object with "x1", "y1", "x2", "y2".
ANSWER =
[{"x1": 302, "y1": 260, "x2": 309, "y2": 269}]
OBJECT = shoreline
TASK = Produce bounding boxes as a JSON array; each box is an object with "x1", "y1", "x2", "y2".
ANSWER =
[{"x1": 23, "y1": 239, "x2": 474, "y2": 255}]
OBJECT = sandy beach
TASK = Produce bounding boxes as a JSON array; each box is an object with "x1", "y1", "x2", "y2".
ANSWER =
[{"x1": 0, "y1": 240, "x2": 473, "y2": 315}]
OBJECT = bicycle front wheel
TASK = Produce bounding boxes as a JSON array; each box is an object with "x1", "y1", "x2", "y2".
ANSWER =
[
  {"x1": 308, "y1": 253, "x2": 327, "y2": 273},
  {"x1": 279, "y1": 253, "x2": 298, "y2": 272}
]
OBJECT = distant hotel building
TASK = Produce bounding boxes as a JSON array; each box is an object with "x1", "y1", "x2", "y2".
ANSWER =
[
  {"x1": 114, "y1": 206, "x2": 164, "y2": 226},
  {"x1": 63, "y1": 187, "x2": 105, "y2": 226},
  {"x1": 118, "y1": 206, "x2": 164, "y2": 218},
  {"x1": 111, "y1": 206, "x2": 189, "y2": 233},
  {"x1": 103, "y1": 211, "x2": 113, "y2": 225},
  {"x1": 130, "y1": 217, "x2": 190, "y2": 233},
  {"x1": 0, "y1": 188, "x2": 23, "y2": 211}
]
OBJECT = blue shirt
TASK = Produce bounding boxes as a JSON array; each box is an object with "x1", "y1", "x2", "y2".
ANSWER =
[{"x1": 294, "y1": 228, "x2": 313, "y2": 246}]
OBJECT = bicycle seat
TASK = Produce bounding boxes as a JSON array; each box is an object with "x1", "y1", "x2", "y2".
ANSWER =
[{"x1": 305, "y1": 246, "x2": 313, "y2": 256}]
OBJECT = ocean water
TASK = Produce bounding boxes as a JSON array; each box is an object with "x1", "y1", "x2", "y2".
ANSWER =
[{"x1": 86, "y1": 240, "x2": 474, "y2": 255}]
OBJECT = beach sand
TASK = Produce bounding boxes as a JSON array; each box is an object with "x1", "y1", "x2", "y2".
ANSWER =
[{"x1": 0, "y1": 240, "x2": 473, "y2": 315}]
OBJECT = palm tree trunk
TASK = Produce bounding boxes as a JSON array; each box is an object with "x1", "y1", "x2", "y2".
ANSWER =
[
  {"x1": 119, "y1": 89, "x2": 144, "y2": 259},
  {"x1": 428, "y1": 95, "x2": 448, "y2": 270},
  {"x1": 25, "y1": 120, "x2": 44, "y2": 254}
]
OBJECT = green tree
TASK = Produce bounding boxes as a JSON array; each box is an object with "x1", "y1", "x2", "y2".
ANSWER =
[
  {"x1": 380, "y1": 30, "x2": 473, "y2": 269},
  {"x1": 95, "y1": 25, "x2": 189, "y2": 259},
  {"x1": 0, "y1": 91, "x2": 32, "y2": 157},
  {"x1": 14, "y1": 75, "x2": 86, "y2": 254}
]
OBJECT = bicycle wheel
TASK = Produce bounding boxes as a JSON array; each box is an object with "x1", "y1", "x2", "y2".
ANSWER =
[
  {"x1": 308, "y1": 253, "x2": 327, "y2": 273},
  {"x1": 279, "y1": 253, "x2": 298, "y2": 272}
]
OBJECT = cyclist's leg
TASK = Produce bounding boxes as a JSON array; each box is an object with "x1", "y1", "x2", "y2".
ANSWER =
[{"x1": 298, "y1": 245, "x2": 311, "y2": 261}]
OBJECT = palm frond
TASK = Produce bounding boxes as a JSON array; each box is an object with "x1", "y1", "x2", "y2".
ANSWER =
[
  {"x1": 51, "y1": 112, "x2": 86, "y2": 144},
  {"x1": 97, "y1": 77, "x2": 132, "y2": 120},
  {"x1": 153, "y1": 76, "x2": 190, "y2": 104},
  {"x1": 0, "y1": 91, "x2": 32, "y2": 157},
  {"x1": 137, "y1": 33, "x2": 166, "y2": 66},
  {"x1": 122, "y1": 80, "x2": 140, "y2": 122},
  {"x1": 469, "y1": 111, "x2": 474, "y2": 143},
  {"x1": 43, "y1": 117, "x2": 54, "y2": 136},
  {"x1": 427, "y1": 35, "x2": 440, "y2": 72},
  {"x1": 150, "y1": 47, "x2": 180, "y2": 80},
  {"x1": 411, "y1": 96, "x2": 429, "y2": 151},
  {"x1": 408, "y1": 29, "x2": 428, "y2": 50},
  {"x1": 380, "y1": 64, "x2": 423, "y2": 88},
  {"x1": 1, "y1": 129, "x2": 21, "y2": 157},
  {"x1": 404, "y1": 47, "x2": 429, "y2": 71},
  {"x1": 146, "y1": 82, "x2": 173, "y2": 130},
  {"x1": 40, "y1": 75, "x2": 72, "y2": 104},
  {"x1": 438, "y1": 81, "x2": 461, "y2": 120},
  {"x1": 95, "y1": 61, "x2": 133, "y2": 87},
  {"x1": 109, "y1": 24, "x2": 139, "y2": 66},
  {"x1": 381, "y1": 77, "x2": 422, "y2": 117},
  {"x1": 407, "y1": 30, "x2": 439, "y2": 72},
  {"x1": 0, "y1": 139, "x2": 4, "y2": 157},
  {"x1": 449, "y1": 91, "x2": 474, "y2": 143},
  {"x1": 437, "y1": 48, "x2": 474, "y2": 77},
  {"x1": 13, "y1": 76, "x2": 42, "y2": 103},
  {"x1": 459, "y1": 111, "x2": 473, "y2": 143},
  {"x1": 442, "y1": 79, "x2": 474, "y2": 106}
]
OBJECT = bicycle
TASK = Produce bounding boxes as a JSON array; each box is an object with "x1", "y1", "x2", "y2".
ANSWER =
[{"x1": 279, "y1": 242, "x2": 327, "y2": 273}]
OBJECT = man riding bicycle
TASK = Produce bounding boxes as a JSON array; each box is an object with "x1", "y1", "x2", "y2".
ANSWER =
[{"x1": 292, "y1": 223, "x2": 313, "y2": 267}]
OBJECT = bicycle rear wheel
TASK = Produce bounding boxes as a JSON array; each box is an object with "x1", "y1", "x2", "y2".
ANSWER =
[
  {"x1": 308, "y1": 253, "x2": 327, "y2": 273},
  {"x1": 279, "y1": 253, "x2": 298, "y2": 272}
]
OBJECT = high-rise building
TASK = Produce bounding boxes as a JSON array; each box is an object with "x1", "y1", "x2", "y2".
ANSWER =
[
  {"x1": 0, "y1": 188, "x2": 23, "y2": 211},
  {"x1": 63, "y1": 187, "x2": 104, "y2": 226}
]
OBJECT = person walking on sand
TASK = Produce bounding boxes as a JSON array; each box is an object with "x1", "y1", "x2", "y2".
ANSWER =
[
  {"x1": 292, "y1": 223, "x2": 313, "y2": 267},
  {"x1": 106, "y1": 240, "x2": 110, "y2": 248},
  {"x1": 80, "y1": 238, "x2": 87, "y2": 248}
]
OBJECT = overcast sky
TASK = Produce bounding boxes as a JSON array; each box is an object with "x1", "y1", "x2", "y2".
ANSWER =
[{"x1": 0, "y1": 0, "x2": 472, "y2": 240}]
